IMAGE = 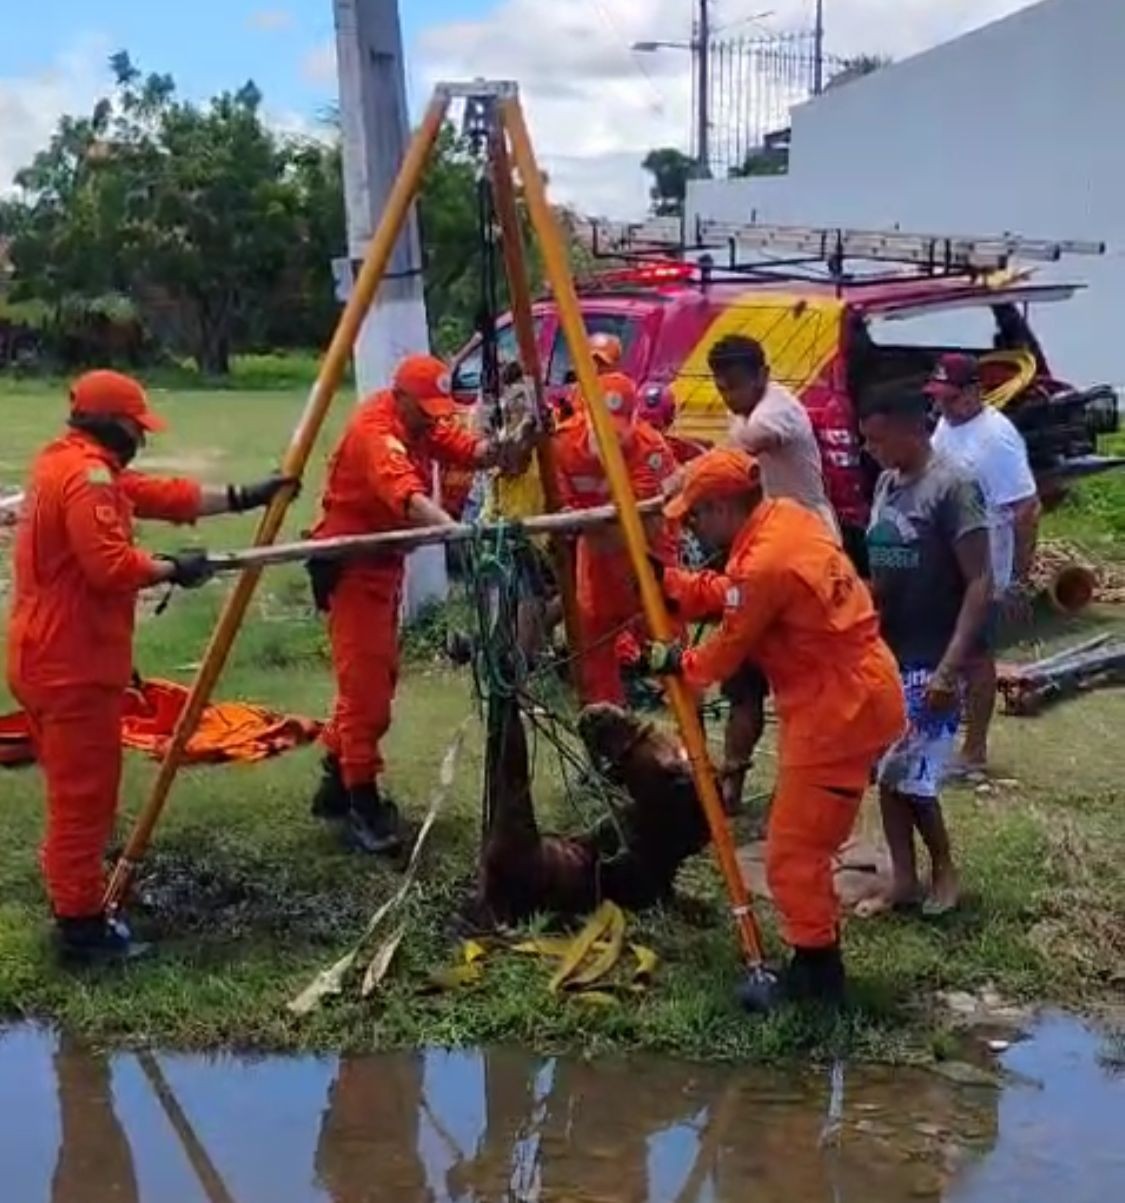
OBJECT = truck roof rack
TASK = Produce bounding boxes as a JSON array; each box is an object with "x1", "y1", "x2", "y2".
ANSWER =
[{"x1": 590, "y1": 217, "x2": 1105, "y2": 282}]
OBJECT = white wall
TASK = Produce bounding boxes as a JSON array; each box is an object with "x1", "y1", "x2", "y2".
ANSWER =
[{"x1": 687, "y1": 0, "x2": 1125, "y2": 387}]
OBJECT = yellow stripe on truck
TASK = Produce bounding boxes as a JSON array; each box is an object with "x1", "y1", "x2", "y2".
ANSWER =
[{"x1": 670, "y1": 293, "x2": 845, "y2": 443}]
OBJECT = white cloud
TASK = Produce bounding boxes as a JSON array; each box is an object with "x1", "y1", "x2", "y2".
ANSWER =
[
  {"x1": 302, "y1": 41, "x2": 337, "y2": 87},
  {"x1": 0, "y1": 37, "x2": 109, "y2": 193},
  {"x1": 418, "y1": 0, "x2": 1039, "y2": 218},
  {"x1": 247, "y1": 8, "x2": 293, "y2": 33}
]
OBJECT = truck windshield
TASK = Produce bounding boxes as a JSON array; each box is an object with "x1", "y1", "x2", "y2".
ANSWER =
[
  {"x1": 546, "y1": 314, "x2": 639, "y2": 386},
  {"x1": 451, "y1": 319, "x2": 544, "y2": 395}
]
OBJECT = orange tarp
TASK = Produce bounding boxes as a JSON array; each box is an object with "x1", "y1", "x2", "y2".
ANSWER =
[{"x1": 0, "y1": 678, "x2": 321, "y2": 769}]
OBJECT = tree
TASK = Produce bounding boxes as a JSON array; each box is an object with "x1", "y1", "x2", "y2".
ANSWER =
[
  {"x1": 642, "y1": 148, "x2": 696, "y2": 217},
  {"x1": 10, "y1": 53, "x2": 300, "y2": 374},
  {"x1": 730, "y1": 145, "x2": 789, "y2": 178},
  {"x1": 4, "y1": 55, "x2": 597, "y2": 372}
]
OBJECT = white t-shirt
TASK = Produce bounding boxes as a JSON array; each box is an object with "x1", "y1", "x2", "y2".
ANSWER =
[
  {"x1": 728, "y1": 382, "x2": 841, "y2": 542},
  {"x1": 933, "y1": 407, "x2": 1037, "y2": 592}
]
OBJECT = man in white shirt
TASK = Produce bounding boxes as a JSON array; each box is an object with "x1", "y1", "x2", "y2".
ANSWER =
[
  {"x1": 927, "y1": 353, "x2": 1041, "y2": 776},
  {"x1": 711, "y1": 335, "x2": 841, "y2": 542},
  {"x1": 688, "y1": 335, "x2": 841, "y2": 814}
]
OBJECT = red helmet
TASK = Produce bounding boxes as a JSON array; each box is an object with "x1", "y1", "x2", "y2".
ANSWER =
[{"x1": 639, "y1": 384, "x2": 675, "y2": 431}]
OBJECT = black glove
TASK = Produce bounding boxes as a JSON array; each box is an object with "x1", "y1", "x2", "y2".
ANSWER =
[
  {"x1": 159, "y1": 550, "x2": 214, "y2": 589},
  {"x1": 227, "y1": 473, "x2": 299, "y2": 513}
]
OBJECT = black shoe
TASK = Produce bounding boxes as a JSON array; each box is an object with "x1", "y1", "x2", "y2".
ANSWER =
[
  {"x1": 344, "y1": 784, "x2": 404, "y2": 855},
  {"x1": 736, "y1": 964, "x2": 783, "y2": 1014},
  {"x1": 310, "y1": 754, "x2": 348, "y2": 819},
  {"x1": 55, "y1": 914, "x2": 151, "y2": 967},
  {"x1": 783, "y1": 944, "x2": 846, "y2": 1008}
]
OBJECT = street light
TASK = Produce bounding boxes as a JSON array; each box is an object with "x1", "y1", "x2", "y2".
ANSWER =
[{"x1": 632, "y1": 40, "x2": 694, "y2": 52}]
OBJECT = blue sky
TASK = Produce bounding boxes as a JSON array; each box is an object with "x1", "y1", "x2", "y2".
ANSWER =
[
  {"x1": 0, "y1": 1, "x2": 473, "y2": 120},
  {"x1": 1, "y1": 1, "x2": 1035, "y2": 217}
]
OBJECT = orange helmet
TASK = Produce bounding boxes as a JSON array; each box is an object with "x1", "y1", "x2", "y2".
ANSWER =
[{"x1": 589, "y1": 332, "x2": 622, "y2": 371}]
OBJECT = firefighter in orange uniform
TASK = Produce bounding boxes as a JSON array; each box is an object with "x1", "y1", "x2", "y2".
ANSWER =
[
  {"x1": 643, "y1": 448, "x2": 906, "y2": 1005},
  {"x1": 309, "y1": 354, "x2": 523, "y2": 854},
  {"x1": 557, "y1": 332, "x2": 622, "y2": 421},
  {"x1": 552, "y1": 371, "x2": 679, "y2": 705},
  {"x1": 7, "y1": 371, "x2": 291, "y2": 964}
]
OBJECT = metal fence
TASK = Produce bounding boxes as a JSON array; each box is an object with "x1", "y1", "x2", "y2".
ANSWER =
[{"x1": 700, "y1": 30, "x2": 843, "y2": 178}]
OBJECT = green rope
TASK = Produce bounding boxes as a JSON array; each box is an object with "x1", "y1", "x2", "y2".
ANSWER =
[{"x1": 457, "y1": 519, "x2": 630, "y2": 841}]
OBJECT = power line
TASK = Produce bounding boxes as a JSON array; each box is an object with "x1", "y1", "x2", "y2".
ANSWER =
[{"x1": 588, "y1": 0, "x2": 673, "y2": 117}]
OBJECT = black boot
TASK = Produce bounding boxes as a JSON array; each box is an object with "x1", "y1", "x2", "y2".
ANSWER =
[
  {"x1": 55, "y1": 914, "x2": 150, "y2": 967},
  {"x1": 344, "y1": 783, "x2": 403, "y2": 855},
  {"x1": 310, "y1": 754, "x2": 348, "y2": 819},
  {"x1": 783, "y1": 944, "x2": 846, "y2": 1008}
]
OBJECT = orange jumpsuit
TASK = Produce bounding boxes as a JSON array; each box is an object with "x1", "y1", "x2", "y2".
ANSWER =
[
  {"x1": 313, "y1": 390, "x2": 480, "y2": 788},
  {"x1": 553, "y1": 415, "x2": 679, "y2": 705},
  {"x1": 7, "y1": 431, "x2": 201, "y2": 918},
  {"x1": 671, "y1": 499, "x2": 906, "y2": 949}
]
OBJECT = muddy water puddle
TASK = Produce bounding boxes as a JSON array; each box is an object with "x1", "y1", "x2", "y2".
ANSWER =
[{"x1": 0, "y1": 1014, "x2": 1120, "y2": 1202}]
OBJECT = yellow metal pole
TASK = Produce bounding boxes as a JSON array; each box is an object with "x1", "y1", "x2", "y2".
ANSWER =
[
  {"x1": 487, "y1": 121, "x2": 584, "y2": 688},
  {"x1": 502, "y1": 95, "x2": 765, "y2": 967},
  {"x1": 104, "y1": 95, "x2": 451, "y2": 914}
]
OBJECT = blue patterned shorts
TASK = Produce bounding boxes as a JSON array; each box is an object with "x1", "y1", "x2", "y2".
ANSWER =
[{"x1": 876, "y1": 665, "x2": 961, "y2": 800}]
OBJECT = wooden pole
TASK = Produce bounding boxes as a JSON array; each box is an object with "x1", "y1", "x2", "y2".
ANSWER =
[
  {"x1": 137, "y1": 1053, "x2": 238, "y2": 1203},
  {"x1": 502, "y1": 95, "x2": 765, "y2": 967},
  {"x1": 487, "y1": 118, "x2": 584, "y2": 689},
  {"x1": 204, "y1": 499, "x2": 662, "y2": 573},
  {"x1": 103, "y1": 96, "x2": 451, "y2": 914}
]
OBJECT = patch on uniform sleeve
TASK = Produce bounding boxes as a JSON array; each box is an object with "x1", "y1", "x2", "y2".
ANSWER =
[
  {"x1": 648, "y1": 452, "x2": 664, "y2": 471},
  {"x1": 86, "y1": 466, "x2": 113, "y2": 486},
  {"x1": 724, "y1": 585, "x2": 744, "y2": 610},
  {"x1": 94, "y1": 504, "x2": 117, "y2": 525}
]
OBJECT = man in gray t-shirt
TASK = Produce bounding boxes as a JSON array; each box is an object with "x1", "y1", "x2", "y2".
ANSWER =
[
  {"x1": 868, "y1": 456, "x2": 989, "y2": 670},
  {"x1": 860, "y1": 391, "x2": 992, "y2": 915}
]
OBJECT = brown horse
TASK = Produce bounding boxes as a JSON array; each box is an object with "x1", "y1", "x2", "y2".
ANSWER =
[{"x1": 478, "y1": 698, "x2": 711, "y2": 922}]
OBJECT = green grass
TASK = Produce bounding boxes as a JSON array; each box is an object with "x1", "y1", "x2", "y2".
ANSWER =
[
  {"x1": 0, "y1": 351, "x2": 331, "y2": 394},
  {"x1": 1042, "y1": 432, "x2": 1125, "y2": 552},
  {"x1": 1, "y1": 380, "x2": 1123, "y2": 1062}
]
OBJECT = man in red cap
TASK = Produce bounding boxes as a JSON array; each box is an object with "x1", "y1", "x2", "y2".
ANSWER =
[
  {"x1": 927, "y1": 353, "x2": 1040, "y2": 779},
  {"x1": 8, "y1": 370, "x2": 292, "y2": 964},
  {"x1": 551, "y1": 371, "x2": 679, "y2": 705},
  {"x1": 309, "y1": 354, "x2": 527, "y2": 854},
  {"x1": 640, "y1": 448, "x2": 906, "y2": 1005}
]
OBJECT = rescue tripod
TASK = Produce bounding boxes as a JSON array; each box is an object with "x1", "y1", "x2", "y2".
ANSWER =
[{"x1": 101, "y1": 81, "x2": 776, "y2": 1008}]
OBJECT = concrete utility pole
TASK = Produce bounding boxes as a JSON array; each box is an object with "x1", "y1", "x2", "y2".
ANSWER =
[
  {"x1": 813, "y1": 0, "x2": 825, "y2": 94},
  {"x1": 696, "y1": 0, "x2": 712, "y2": 177},
  {"x1": 333, "y1": 0, "x2": 447, "y2": 617}
]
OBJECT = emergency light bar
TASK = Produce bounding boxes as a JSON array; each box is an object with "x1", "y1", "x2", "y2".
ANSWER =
[{"x1": 593, "y1": 218, "x2": 1105, "y2": 274}]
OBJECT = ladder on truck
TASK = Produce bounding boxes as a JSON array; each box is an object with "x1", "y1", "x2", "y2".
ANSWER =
[{"x1": 590, "y1": 216, "x2": 1105, "y2": 283}]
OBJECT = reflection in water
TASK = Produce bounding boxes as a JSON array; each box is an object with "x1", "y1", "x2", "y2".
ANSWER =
[
  {"x1": 0, "y1": 1015, "x2": 1121, "y2": 1202},
  {"x1": 51, "y1": 1033, "x2": 138, "y2": 1203},
  {"x1": 315, "y1": 1050, "x2": 433, "y2": 1203}
]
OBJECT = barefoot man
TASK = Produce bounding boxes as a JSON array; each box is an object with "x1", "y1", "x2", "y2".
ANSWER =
[{"x1": 861, "y1": 390, "x2": 993, "y2": 913}]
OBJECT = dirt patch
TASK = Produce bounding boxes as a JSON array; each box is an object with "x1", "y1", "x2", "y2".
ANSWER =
[
  {"x1": 131, "y1": 847, "x2": 370, "y2": 945},
  {"x1": 738, "y1": 833, "x2": 890, "y2": 911}
]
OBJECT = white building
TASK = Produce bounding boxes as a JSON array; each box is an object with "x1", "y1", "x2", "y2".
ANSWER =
[{"x1": 687, "y1": 0, "x2": 1125, "y2": 387}]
